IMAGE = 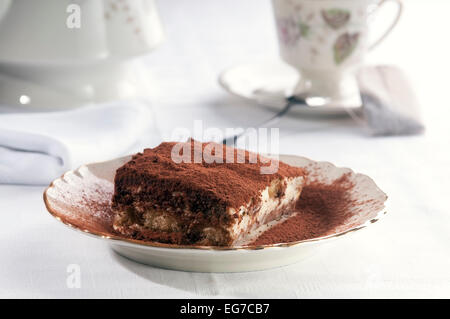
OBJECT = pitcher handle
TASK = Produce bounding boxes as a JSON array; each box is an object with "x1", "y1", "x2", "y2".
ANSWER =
[{"x1": 369, "y1": 0, "x2": 403, "y2": 51}]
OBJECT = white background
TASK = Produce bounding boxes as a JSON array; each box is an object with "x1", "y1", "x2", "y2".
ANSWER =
[{"x1": 1, "y1": 0, "x2": 450, "y2": 298}]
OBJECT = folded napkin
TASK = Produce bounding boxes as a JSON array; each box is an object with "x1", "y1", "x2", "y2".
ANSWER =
[{"x1": 0, "y1": 101, "x2": 155, "y2": 185}]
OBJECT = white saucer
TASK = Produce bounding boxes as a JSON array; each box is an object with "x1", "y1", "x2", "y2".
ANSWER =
[
  {"x1": 44, "y1": 154, "x2": 387, "y2": 272},
  {"x1": 218, "y1": 61, "x2": 362, "y2": 117}
]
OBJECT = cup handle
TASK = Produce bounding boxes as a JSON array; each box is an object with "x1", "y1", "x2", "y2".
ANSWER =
[{"x1": 369, "y1": 0, "x2": 403, "y2": 51}]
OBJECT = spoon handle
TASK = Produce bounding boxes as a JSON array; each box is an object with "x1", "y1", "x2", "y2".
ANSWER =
[{"x1": 222, "y1": 96, "x2": 307, "y2": 145}]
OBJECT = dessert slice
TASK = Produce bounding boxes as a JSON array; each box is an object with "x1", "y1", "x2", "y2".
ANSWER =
[{"x1": 112, "y1": 140, "x2": 305, "y2": 246}]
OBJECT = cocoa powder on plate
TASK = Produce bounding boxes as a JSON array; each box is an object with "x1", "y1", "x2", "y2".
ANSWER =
[{"x1": 251, "y1": 174, "x2": 355, "y2": 245}]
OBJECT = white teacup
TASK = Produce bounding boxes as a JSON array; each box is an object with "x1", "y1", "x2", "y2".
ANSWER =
[{"x1": 271, "y1": 0, "x2": 402, "y2": 104}]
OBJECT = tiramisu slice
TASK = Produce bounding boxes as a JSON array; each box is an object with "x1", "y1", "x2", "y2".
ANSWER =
[{"x1": 112, "y1": 140, "x2": 305, "y2": 246}]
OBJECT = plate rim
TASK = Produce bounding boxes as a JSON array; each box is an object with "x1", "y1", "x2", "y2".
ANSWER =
[
  {"x1": 43, "y1": 154, "x2": 388, "y2": 252},
  {"x1": 217, "y1": 60, "x2": 363, "y2": 114}
]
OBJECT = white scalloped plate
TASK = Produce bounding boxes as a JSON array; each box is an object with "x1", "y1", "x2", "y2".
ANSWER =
[{"x1": 43, "y1": 155, "x2": 387, "y2": 272}]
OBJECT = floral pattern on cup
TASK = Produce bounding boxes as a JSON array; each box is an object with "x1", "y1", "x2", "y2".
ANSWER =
[
  {"x1": 334, "y1": 32, "x2": 359, "y2": 64},
  {"x1": 276, "y1": 17, "x2": 310, "y2": 46},
  {"x1": 321, "y1": 8, "x2": 351, "y2": 29},
  {"x1": 274, "y1": 4, "x2": 365, "y2": 65}
]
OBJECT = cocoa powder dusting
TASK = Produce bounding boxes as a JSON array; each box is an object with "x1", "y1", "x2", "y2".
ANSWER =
[
  {"x1": 251, "y1": 174, "x2": 355, "y2": 245},
  {"x1": 113, "y1": 140, "x2": 305, "y2": 212}
]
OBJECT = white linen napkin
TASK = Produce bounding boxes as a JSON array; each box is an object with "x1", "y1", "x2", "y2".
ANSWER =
[{"x1": 0, "y1": 101, "x2": 155, "y2": 185}]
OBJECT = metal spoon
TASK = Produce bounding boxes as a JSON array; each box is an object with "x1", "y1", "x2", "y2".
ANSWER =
[{"x1": 222, "y1": 93, "x2": 330, "y2": 145}]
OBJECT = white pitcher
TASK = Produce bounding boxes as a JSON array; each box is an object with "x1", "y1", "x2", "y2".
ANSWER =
[
  {"x1": 0, "y1": 0, "x2": 163, "y2": 63},
  {"x1": 0, "y1": 0, "x2": 164, "y2": 108}
]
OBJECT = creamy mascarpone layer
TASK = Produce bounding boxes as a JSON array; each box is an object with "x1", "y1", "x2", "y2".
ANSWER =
[{"x1": 227, "y1": 176, "x2": 304, "y2": 245}]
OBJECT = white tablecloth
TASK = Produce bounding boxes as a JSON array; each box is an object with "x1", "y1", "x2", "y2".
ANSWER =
[{"x1": 1, "y1": 0, "x2": 449, "y2": 298}]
